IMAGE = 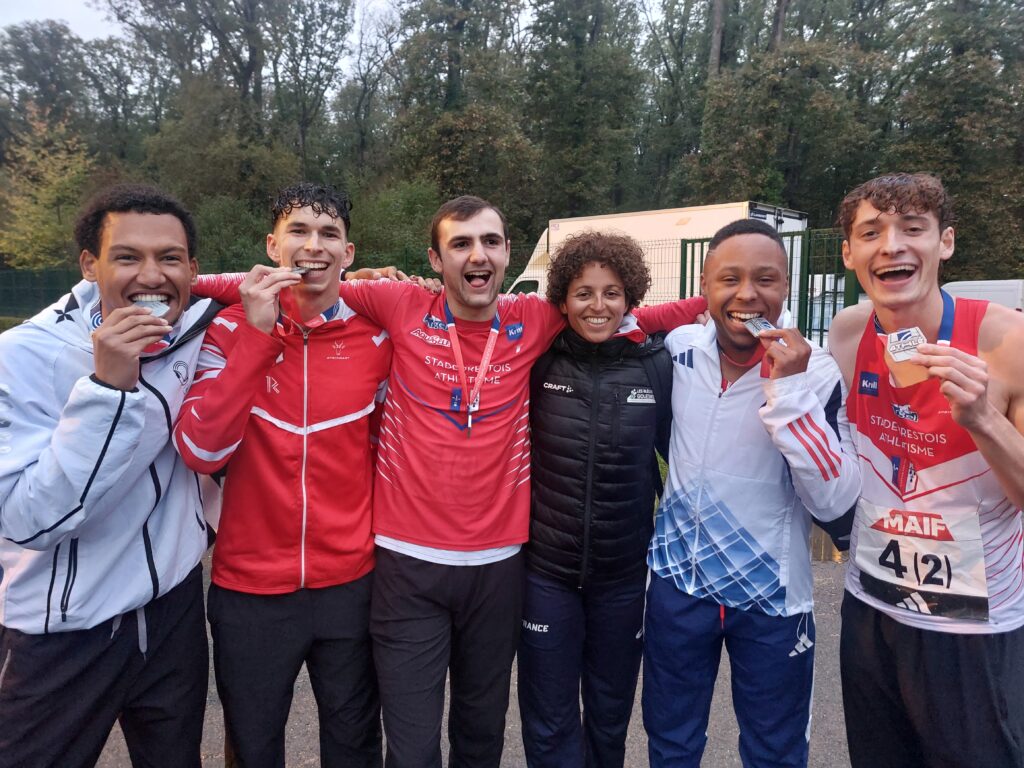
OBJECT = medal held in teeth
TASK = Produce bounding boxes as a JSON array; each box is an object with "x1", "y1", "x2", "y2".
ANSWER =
[
  {"x1": 886, "y1": 327, "x2": 926, "y2": 362},
  {"x1": 133, "y1": 299, "x2": 170, "y2": 318},
  {"x1": 743, "y1": 317, "x2": 776, "y2": 337}
]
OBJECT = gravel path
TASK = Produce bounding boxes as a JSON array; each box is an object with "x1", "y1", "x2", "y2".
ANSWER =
[{"x1": 99, "y1": 559, "x2": 850, "y2": 767}]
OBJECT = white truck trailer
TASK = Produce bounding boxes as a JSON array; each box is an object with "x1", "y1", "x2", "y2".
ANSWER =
[
  {"x1": 508, "y1": 201, "x2": 809, "y2": 305},
  {"x1": 942, "y1": 279, "x2": 1024, "y2": 311}
]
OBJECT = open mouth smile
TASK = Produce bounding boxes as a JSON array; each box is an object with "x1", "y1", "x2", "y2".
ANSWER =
[
  {"x1": 873, "y1": 264, "x2": 917, "y2": 282},
  {"x1": 465, "y1": 271, "x2": 492, "y2": 288},
  {"x1": 294, "y1": 260, "x2": 330, "y2": 272}
]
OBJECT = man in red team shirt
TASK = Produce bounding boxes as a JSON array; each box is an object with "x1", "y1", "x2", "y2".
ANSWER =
[
  {"x1": 333, "y1": 197, "x2": 704, "y2": 768},
  {"x1": 175, "y1": 183, "x2": 388, "y2": 766}
]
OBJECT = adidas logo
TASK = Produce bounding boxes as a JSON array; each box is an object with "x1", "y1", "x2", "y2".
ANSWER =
[
  {"x1": 788, "y1": 632, "x2": 814, "y2": 657},
  {"x1": 896, "y1": 592, "x2": 932, "y2": 614}
]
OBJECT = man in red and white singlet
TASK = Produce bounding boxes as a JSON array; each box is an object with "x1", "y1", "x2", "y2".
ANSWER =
[{"x1": 829, "y1": 173, "x2": 1024, "y2": 767}]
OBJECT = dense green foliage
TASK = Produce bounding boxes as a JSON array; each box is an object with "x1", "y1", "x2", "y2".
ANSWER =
[{"x1": 0, "y1": 0, "x2": 1021, "y2": 280}]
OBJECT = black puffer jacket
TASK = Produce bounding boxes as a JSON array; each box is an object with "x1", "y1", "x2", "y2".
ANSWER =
[{"x1": 527, "y1": 328, "x2": 672, "y2": 588}]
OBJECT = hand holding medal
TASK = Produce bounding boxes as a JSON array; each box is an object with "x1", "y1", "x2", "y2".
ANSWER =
[
  {"x1": 744, "y1": 317, "x2": 811, "y2": 380},
  {"x1": 911, "y1": 342, "x2": 992, "y2": 430}
]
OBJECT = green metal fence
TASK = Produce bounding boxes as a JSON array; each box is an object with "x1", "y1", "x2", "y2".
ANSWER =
[{"x1": 0, "y1": 268, "x2": 83, "y2": 319}]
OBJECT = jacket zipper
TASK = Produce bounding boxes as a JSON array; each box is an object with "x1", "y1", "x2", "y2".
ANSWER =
[
  {"x1": 300, "y1": 329, "x2": 311, "y2": 588},
  {"x1": 690, "y1": 386, "x2": 724, "y2": 593},
  {"x1": 579, "y1": 355, "x2": 602, "y2": 589},
  {"x1": 44, "y1": 543, "x2": 61, "y2": 633},
  {"x1": 60, "y1": 537, "x2": 79, "y2": 622}
]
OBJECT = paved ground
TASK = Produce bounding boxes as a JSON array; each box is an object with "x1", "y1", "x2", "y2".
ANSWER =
[{"x1": 99, "y1": 560, "x2": 850, "y2": 767}]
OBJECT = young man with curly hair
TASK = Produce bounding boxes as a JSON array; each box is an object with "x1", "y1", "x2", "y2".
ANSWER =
[
  {"x1": 519, "y1": 232, "x2": 703, "y2": 768},
  {"x1": 0, "y1": 185, "x2": 220, "y2": 766},
  {"x1": 828, "y1": 173, "x2": 1024, "y2": 767},
  {"x1": 174, "y1": 182, "x2": 387, "y2": 767}
]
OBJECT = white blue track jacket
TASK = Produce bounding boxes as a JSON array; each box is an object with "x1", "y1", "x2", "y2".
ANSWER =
[
  {"x1": 650, "y1": 316, "x2": 860, "y2": 617},
  {"x1": 0, "y1": 280, "x2": 219, "y2": 633}
]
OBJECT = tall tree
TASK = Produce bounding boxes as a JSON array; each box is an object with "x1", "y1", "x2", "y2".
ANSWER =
[
  {"x1": 526, "y1": 0, "x2": 643, "y2": 216},
  {"x1": 0, "y1": 111, "x2": 95, "y2": 268},
  {"x1": 267, "y1": 0, "x2": 353, "y2": 177}
]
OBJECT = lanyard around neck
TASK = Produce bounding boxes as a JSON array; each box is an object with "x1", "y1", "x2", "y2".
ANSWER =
[{"x1": 444, "y1": 300, "x2": 501, "y2": 436}]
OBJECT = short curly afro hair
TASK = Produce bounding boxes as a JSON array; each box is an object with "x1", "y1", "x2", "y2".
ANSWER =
[
  {"x1": 546, "y1": 231, "x2": 652, "y2": 310},
  {"x1": 75, "y1": 184, "x2": 197, "y2": 260},
  {"x1": 838, "y1": 173, "x2": 955, "y2": 238}
]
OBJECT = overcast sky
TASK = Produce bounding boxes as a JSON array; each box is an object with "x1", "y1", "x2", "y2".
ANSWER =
[{"x1": 0, "y1": 0, "x2": 114, "y2": 40}]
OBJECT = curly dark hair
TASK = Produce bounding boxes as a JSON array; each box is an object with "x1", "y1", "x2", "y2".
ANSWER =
[
  {"x1": 272, "y1": 182, "x2": 352, "y2": 235},
  {"x1": 546, "y1": 231, "x2": 652, "y2": 310},
  {"x1": 838, "y1": 173, "x2": 956, "y2": 237},
  {"x1": 74, "y1": 184, "x2": 197, "y2": 259}
]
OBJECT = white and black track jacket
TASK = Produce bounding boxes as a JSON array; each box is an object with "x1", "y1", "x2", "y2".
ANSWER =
[
  {"x1": 0, "y1": 280, "x2": 219, "y2": 633},
  {"x1": 650, "y1": 314, "x2": 861, "y2": 617}
]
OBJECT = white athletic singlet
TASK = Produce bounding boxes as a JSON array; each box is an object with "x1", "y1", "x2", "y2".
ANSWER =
[{"x1": 845, "y1": 292, "x2": 1024, "y2": 633}]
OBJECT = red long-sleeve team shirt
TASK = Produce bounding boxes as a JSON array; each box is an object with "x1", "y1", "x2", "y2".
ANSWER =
[
  {"x1": 173, "y1": 301, "x2": 391, "y2": 593},
  {"x1": 334, "y1": 280, "x2": 706, "y2": 551}
]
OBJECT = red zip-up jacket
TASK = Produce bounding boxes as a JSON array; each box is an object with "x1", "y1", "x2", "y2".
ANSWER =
[{"x1": 173, "y1": 300, "x2": 391, "y2": 594}]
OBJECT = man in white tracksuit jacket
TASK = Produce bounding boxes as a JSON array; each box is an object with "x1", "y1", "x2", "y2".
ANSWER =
[
  {"x1": 642, "y1": 219, "x2": 861, "y2": 768},
  {"x1": 0, "y1": 185, "x2": 219, "y2": 767}
]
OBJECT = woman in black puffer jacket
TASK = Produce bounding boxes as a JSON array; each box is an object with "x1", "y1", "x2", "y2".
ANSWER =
[{"x1": 518, "y1": 232, "x2": 703, "y2": 768}]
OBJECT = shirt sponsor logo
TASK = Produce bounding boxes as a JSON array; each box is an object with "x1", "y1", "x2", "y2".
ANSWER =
[
  {"x1": 543, "y1": 381, "x2": 574, "y2": 394},
  {"x1": 627, "y1": 387, "x2": 655, "y2": 404},
  {"x1": 522, "y1": 620, "x2": 549, "y2": 632},
  {"x1": 858, "y1": 372, "x2": 879, "y2": 396},
  {"x1": 505, "y1": 323, "x2": 524, "y2": 341},
  {"x1": 172, "y1": 361, "x2": 190, "y2": 387},
  {"x1": 870, "y1": 509, "x2": 953, "y2": 541},
  {"x1": 423, "y1": 313, "x2": 447, "y2": 331},
  {"x1": 891, "y1": 402, "x2": 919, "y2": 422},
  {"x1": 411, "y1": 327, "x2": 451, "y2": 347},
  {"x1": 327, "y1": 340, "x2": 350, "y2": 361}
]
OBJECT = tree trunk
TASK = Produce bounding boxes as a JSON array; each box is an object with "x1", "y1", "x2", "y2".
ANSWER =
[
  {"x1": 708, "y1": 0, "x2": 726, "y2": 78},
  {"x1": 768, "y1": 0, "x2": 789, "y2": 52}
]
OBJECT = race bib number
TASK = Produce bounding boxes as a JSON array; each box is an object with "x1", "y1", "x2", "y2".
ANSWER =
[{"x1": 854, "y1": 499, "x2": 989, "y2": 621}]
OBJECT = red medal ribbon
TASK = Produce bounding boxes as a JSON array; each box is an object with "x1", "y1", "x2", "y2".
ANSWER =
[{"x1": 444, "y1": 300, "x2": 501, "y2": 437}]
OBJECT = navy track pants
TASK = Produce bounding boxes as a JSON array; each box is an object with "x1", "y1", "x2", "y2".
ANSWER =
[
  {"x1": 517, "y1": 568, "x2": 645, "y2": 768},
  {"x1": 642, "y1": 573, "x2": 815, "y2": 768},
  {"x1": 0, "y1": 565, "x2": 208, "y2": 768}
]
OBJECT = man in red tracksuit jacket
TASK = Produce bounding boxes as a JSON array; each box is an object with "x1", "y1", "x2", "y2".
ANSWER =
[{"x1": 174, "y1": 183, "x2": 390, "y2": 767}]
